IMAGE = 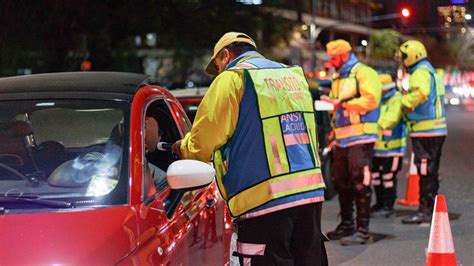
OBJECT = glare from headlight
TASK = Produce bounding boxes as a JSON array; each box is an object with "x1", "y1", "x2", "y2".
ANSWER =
[{"x1": 449, "y1": 98, "x2": 461, "y2": 105}]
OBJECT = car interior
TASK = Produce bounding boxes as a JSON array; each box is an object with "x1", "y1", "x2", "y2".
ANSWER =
[
  {"x1": 0, "y1": 99, "x2": 186, "y2": 203},
  {"x1": 147, "y1": 101, "x2": 182, "y2": 168}
]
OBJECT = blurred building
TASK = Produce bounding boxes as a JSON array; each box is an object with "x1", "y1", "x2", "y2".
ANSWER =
[
  {"x1": 438, "y1": 4, "x2": 468, "y2": 39},
  {"x1": 267, "y1": 0, "x2": 384, "y2": 73}
]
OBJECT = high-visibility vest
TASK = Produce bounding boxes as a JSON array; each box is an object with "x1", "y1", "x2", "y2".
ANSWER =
[
  {"x1": 331, "y1": 62, "x2": 381, "y2": 147},
  {"x1": 213, "y1": 54, "x2": 325, "y2": 219},
  {"x1": 406, "y1": 61, "x2": 447, "y2": 137},
  {"x1": 374, "y1": 89, "x2": 407, "y2": 157}
]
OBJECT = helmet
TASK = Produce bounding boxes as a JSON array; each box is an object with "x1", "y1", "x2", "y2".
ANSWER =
[{"x1": 399, "y1": 40, "x2": 427, "y2": 67}]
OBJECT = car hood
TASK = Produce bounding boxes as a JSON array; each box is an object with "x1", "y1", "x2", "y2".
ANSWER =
[{"x1": 0, "y1": 206, "x2": 138, "y2": 264}]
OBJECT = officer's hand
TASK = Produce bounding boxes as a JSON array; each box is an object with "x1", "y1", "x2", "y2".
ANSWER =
[
  {"x1": 320, "y1": 95, "x2": 332, "y2": 102},
  {"x1": 328, "y1": 130, "x2": 335, "y2": 142},
  {"x1": 403, "y1": 106, "x2": 415, "y2": 113},
  {"x1": 321, "y1": 95, "x2": 342, "y2": 109},
  {"x1": 171, "y1": 140, "x2": 182, "y2": 159}
]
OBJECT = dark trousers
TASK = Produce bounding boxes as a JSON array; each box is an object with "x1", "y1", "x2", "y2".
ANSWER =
[
  {"x1": 331, "y1": 143, "x2": 374, "y2": 231},
  {"x1": 371, "y1": 156, "x2": 402, "y2": 208},
  {"x1": 412, "y1": 136, "x2": 446, "y2": 214},
  {"x1": 234, "y1": 202, "x2": 327, "y2": 266}
]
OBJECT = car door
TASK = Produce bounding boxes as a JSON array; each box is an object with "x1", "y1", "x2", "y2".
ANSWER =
[
  {"x1": 167, "y1": 99, "x2": 231, "y2": 265},
  {"x1": 125, "y1": 94, "x2": 228, "y2": 265}
]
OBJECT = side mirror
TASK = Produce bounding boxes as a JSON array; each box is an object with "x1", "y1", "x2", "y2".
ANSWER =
[
  {"x1": 166, "y1": 159, "x2": 215, "y2": 190},
  {"x1": 314, "y1": 100, "x2": 335, "y2": 111},
  {"x1": 164, "y1": 160, "x2": 215, "y2": 218}
]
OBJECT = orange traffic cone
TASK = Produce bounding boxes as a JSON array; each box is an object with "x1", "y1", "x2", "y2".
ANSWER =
[
  {"x1": 398, "y1": 152, "x2": 420, "y2": 206},
  {"x1": 426, "y1": 195, "x2": 457, "y2": 266}
]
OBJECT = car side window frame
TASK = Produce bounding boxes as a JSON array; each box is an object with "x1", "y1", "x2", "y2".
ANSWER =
[
  {"x1": 141, "y1": 97, "x2": 183, "y2": 204},
  {"x1": 166, "y1": 99, "x2": 192, "y2": 134}
]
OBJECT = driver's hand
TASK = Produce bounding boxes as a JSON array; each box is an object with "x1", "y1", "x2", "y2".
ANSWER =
[{"x1": 171, "y1": 140, "x2": 182, "y2": 158}]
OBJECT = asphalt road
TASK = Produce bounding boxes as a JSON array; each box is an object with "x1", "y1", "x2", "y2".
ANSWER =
[{"x1": 322, "y1": 103, "x2": 474, "y2": 265}]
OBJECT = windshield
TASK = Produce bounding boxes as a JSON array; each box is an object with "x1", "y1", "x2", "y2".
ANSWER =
[{"x1": 0, "y1": 99, "x2": 129, "y2": 208}]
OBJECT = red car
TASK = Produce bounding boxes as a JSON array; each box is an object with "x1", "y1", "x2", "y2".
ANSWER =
[{"x1": 0, "y1": 72, "x2": 232, "y2": 265}]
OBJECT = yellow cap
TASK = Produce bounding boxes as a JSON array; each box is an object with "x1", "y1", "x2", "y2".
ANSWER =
[
  {"x1": 326, "y1": 39, "x2": 352, "y2": 56},
  {"x1": 205, "y1": 32, "x2": 257, "y2": 76}
]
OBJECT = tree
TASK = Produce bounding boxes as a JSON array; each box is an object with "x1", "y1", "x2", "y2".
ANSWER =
[{"x1": 368, "y1": 29, "x2": 401, "y2": 60}]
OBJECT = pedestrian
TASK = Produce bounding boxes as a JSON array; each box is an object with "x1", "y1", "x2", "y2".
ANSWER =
[
  {"x1": 371, "y1": 74, "x2": 407, "y2": 218},
  {"x1": 321, "y1": 39, "x2": 382, "y2": 245},
  {"x1": 172, "y1": 32, "x2": 327, "y2": 265},
  {"x1": 397, "y1": 40, "x2": 448, "y2": 224}
]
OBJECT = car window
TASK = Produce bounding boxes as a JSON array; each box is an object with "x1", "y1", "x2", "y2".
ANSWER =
[
  {"x1": 142, "y1": 99, "x2": 182, "y2": 202},
  {"x1": 30, "y1": 108, "x2": 123, "y2": 147},
  {"x1": 168, "y1": 100, "x2": 192, "y2": 132},
  {"x1": 0, "y1": 99, "x2": 129, "y2": 209}
]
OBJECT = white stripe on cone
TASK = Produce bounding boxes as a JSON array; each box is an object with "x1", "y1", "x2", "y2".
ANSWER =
[
  {"x1": 427, "y1": 197, "x2": 455, "y2": 254},
  {"x1": 427, "y1": 212, "x2": 455, "y2": 253},
  {"x1": 409, "y1": 152, "x2": 417, "y2": 175}
]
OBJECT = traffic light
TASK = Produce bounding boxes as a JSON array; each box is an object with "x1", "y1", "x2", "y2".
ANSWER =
[{"x1": 401, "y1": 7, "x2": 411, "y2": 18}]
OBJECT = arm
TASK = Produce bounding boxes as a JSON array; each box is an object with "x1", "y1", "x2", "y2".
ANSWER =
[
  {"x1": 179, "y1": 71, "x2": 244, "y2": 162},
  {"x1": 342, "y1": 66, "x2": 382, "y2": 112},
  {"x1": 401, "y1": 68, "x2": 431, "y2": 109},
  {"x1": 379, "y1": 93, "x2": 403, "y2": 130}
]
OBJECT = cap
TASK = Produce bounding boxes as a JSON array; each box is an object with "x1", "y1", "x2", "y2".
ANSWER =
[
  {"x1": 205, "y1": 32, "x2": 257, "y2": 76},
  {"x1": 326, "y1": 39, "x2": 352, "y2": 56}
]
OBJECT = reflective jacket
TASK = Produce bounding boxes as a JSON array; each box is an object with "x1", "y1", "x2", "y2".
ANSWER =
[
  {"x1": 402, "y1": 60, "x2": 447, "y2": 137},
  {"x1": 374, "y1": 89, "x2": 407, "y2": 157},
  {"x1": 330, "y1": 54, "x2": 382, "y2": 148},
  {"x1": 180, "y1": 51, "x2": 325, "y2": 220}
]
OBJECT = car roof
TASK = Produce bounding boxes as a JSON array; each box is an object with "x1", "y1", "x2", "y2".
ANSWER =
[{"x1": 0, "y1": 72, "x2": 150, "y2": 95}]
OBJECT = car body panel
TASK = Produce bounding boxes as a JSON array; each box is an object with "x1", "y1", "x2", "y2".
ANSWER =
[
  {"x1": 0, "y1": 72, "x2": 232, "y2": 265},
  {"x1": 0, "y1": 206, "x2": 139, "y2": 264}
]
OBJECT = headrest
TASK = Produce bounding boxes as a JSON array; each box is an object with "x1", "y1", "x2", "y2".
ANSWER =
[{"x1": 0, "y1": 121, "x2": 33, "y2": 136}]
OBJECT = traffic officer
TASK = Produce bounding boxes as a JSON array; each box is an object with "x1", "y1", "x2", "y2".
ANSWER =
[
  {"x1": 172, "y1": 32, "x2": 327, "y2": 265},
  {"x1": 321, "y1": 39, "x2": 382, "y2": 245},
  {"x1": 371, "y1": 74, "x2": 407, "y2": 218},
  {"x1": 397, "y1": 40, "x2": 448, "y2": 224}
]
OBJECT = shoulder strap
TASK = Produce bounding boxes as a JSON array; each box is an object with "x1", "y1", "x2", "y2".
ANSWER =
[{"x1": 349, "y1": 62, "x2": 364, "y2": 98}]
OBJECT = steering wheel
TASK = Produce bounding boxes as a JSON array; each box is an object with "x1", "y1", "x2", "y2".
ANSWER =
[{"x1": 0, "y1": 163, "x2": 28, "y2": 180}]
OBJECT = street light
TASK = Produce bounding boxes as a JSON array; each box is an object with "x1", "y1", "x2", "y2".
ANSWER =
[
  {"x1": 466, "y1": 14, "x2": 472, "y2": 20},
  {"x1": 361, "y1": 40, "x2": 368, "y2": 47}
]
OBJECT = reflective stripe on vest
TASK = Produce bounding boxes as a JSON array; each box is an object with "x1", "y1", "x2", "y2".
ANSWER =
[
  {"x1": 408, "y1": 117, "x2": 447, "y2": 132},
  {"x1": 375, "y1": 137, "x2": 406, "y2": 151},
  {"x1": 334, "y1": 122, "x2": 378, "y2": 139},
  {"x1": 214, "y1": 66, "x2": 324, "y2": 218},
  {"x1": 228, "y1": 169, "x2": 324, "y2": 217}
]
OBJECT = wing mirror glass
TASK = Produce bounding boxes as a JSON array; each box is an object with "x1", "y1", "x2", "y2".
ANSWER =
[
  {"x1": 164, "y1": 160, "x2": 215, "y2": 219},
  {"x1": 166, "y1": 159, "x2": 215, "y2": 190}
]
